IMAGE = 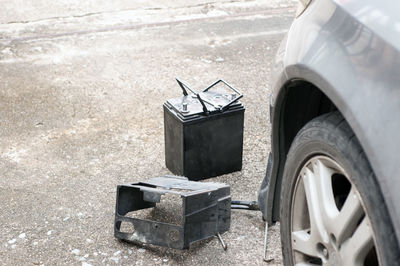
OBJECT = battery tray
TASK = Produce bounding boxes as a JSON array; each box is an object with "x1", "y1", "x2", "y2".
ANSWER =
[{"x1": 114, "y1": 175, "x2": 231, "y2": 249}]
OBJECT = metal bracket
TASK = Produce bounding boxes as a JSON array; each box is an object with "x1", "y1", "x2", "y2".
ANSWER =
[
  {"x1": 202, "y1": 79, "x2": 243, "y2": 112},
  {"x1": 175, "y1": 78, "x2": 242, "y2": 115},
  {"x1": 264, "y1": 222, "x2": 269, "y2": 262},
  {"x1": 114, "y1": 175, "x2": 231, "y2": 250}
]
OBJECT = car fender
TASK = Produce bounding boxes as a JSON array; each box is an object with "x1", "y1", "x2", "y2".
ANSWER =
[{"x1": 260, "y1": 0, "x2": 400, "y2": 246}]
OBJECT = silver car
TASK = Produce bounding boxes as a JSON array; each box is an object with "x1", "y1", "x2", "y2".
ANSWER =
[{"x1": 258, "y1": 0, "x2": 400, "y2": 265}]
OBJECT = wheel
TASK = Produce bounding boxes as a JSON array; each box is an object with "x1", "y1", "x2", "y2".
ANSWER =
[{"x1": 279, "y1": 112, "x2": 399, "y2": 266}]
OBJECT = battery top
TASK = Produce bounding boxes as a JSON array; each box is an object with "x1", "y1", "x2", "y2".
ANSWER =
[{"x1": 165, "y1": 91, "x2": 243, "y2": 120}]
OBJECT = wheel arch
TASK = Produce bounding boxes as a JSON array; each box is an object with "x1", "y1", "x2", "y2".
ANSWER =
[
  {"x1": 269, "y1": 77, "x2": 340, "y2": 222},
  {"x1": 265, "y1": 66, "x2": 376, "y2": 224}
]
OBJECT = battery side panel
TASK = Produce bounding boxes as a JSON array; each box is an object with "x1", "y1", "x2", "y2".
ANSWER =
[{"x1": 164, "y1": 105, "x2": 184, "y2": 175}]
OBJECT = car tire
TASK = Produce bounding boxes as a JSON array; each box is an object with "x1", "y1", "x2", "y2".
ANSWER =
[{"x1": 280, "y1": 111, "x2": 399, "y2": 266}]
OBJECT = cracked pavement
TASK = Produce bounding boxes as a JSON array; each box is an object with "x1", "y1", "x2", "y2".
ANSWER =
[{"x1": 0, "y1": 0, "x2": 295, "y2": 265}]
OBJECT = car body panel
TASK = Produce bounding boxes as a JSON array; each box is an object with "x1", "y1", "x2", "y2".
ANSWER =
[{"x1": 259, "y1": 0, "x2": 400, "y2": 246}]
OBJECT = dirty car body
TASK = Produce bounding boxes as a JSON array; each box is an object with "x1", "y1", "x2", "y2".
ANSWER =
[{"x1": 258, "y1": 0, "x2": 400, "y2": 262}]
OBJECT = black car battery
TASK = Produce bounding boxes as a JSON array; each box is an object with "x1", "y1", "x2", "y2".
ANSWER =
[{"x1": 164, "y1": 78, "x2": 245, "y2": 180}]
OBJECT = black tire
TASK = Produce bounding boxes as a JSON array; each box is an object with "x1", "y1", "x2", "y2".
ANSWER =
[{"x1": 280, "y1": 111, "x2": 399, "y2": 266}]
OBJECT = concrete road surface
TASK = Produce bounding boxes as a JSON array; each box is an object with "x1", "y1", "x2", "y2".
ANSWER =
[{"x1": 0, "y1": 0, "x2": 295, "y2": 265}]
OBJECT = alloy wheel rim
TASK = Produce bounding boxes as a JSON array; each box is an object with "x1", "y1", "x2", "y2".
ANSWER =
[{"x1": 290, "y1": 156, "x2": 379, "y2": 265}]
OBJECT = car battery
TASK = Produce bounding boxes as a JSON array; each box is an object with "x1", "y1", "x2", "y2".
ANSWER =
[{"x1": 164, "y1": 78, "x2": 245, "y2": 180}]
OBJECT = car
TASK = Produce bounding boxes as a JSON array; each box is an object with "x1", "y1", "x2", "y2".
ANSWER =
[{"x1": 257, "y1": 0, "x2": 400, "y2": 265}]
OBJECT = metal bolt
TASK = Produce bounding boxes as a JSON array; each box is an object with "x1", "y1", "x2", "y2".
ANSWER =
[
  {"x1": 169, "y1": 230, "x2": 179, "y2": 242},
  {"x1": 216, "y1": 233, "x2": 227, "y2": 251},
  {"x1": 322, "y1": 248, "x2": 328, "y2": 257},
  {"x1": 182, "y1": 102, "x2": 188, "y2": 111}
]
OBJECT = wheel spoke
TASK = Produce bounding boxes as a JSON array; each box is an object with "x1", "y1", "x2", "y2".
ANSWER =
[
  {"x1": 292, "y1": 230, "x2": 319, "y2": 257},
  {"x1": 340, "y1": 217, "x2": 374, "y2": 266},
  {"x1": 332, "y1": 186, "x2": 364, "y2": 245},
  {"x1": 303, "y1": 167, "x2": 329, "y2": 243},
  {"x1": 313, "y1": 160, "x2": 339, "y2": 220}
]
